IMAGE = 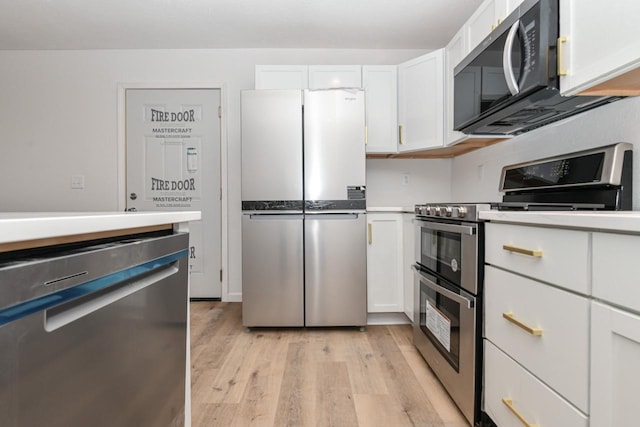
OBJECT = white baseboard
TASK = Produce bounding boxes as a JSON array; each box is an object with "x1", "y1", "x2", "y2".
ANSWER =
[{"x1": 367, "y1": 312, "x2": 412, "y2": 325}]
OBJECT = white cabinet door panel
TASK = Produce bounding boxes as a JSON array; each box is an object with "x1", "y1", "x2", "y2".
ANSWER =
[
  {"x1": 255, "y1": 65, "x2": 309, "y2": 89},
  {"x1": 559, "y1": 1, "x2": 640, "y2": 95},
  {"x1": 367, "y1": 213, "x2": 403, "y2": 313},
  {"x1": 593, "y1": 232, "x2": 640, "y2": 313},
  {"x1": 591, "y1": 302, "x2": 640, "y2": 427},
  {"x1": 363, "y1": 66, "x2": 398, "y2": 154},
  {"x1": 308, "y1": 65, "x2": 362, "y2": 89},
  {"x1": 397, "y1": 50, "x2": 445, "y2": 152}
]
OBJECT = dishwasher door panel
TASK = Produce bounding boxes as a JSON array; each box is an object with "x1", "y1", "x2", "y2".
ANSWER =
[
  {"x1": 305, "y1": 213, "x2": 367, "y2": 327},
  {"x1": 242, "y1": 214, "x2": 304, "y2": 327},
  {"x1": 0, "y1": 234, "x2": 188, "y2": 427}
]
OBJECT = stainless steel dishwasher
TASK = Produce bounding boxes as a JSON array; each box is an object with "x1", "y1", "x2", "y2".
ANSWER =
[{"x1": 0, "y1": 231, "x2": 189, "y2": 427}]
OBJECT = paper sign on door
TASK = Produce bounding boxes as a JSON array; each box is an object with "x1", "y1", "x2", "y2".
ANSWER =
[{"x1": 426, "y1": 300, "x2": 451, "y2": 352}]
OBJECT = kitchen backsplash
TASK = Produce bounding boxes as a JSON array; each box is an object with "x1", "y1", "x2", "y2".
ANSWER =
[{"x1": 366, "y1": 158, "x2": 451, "y2": 207}]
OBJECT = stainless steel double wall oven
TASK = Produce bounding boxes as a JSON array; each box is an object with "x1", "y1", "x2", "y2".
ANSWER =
[{"x1": 413, "y1": 204, "x2": 488, "y2": 426}]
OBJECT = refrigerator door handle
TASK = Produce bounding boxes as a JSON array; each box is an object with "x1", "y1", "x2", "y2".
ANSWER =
[
  {"x1": 305, "y1": 213, "x2": 362, "y2": 220},
  {"x1": 248, "y1": 213, "x2": 303, "y2": 220}
]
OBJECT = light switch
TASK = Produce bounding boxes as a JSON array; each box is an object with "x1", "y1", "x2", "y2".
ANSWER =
[{"x1": 71, "y1": 175, "x2": 85, "y2": 189}]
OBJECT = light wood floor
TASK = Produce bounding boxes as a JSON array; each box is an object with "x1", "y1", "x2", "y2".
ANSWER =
[{"x1": 190, "y1": 301, "x2": 468, "y2": 427}]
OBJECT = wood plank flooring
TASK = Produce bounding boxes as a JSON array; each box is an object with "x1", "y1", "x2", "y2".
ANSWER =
[{"x1": 190, "y1": 301, "x2": 468, "y2": 427}]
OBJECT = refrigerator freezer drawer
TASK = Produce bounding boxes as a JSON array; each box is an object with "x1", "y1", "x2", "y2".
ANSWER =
[
  {"x1": 242, "y1": 214, "x2": 304, "y2": 327},
  {"x1": 305, "y1": 213, "x2": 367, "y2": 327}
]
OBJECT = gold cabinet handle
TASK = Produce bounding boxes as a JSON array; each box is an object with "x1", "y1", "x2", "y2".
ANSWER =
[
  {"x1": 502, "y1": 398, "x2": 539, "y2": 427},
  {"x1": 503, "y1": 312, "x2": 543, "y2": 336},
  {"x1": 368, "y1": 223, "x2": 372, "y2": 245},
  {"x1": 557, "y1": 36, "x2": 568, "y2": 76},
  {"x1": 491, "y1": 23, "x2": 496, "y2": 30},
  {"x1": 365, "y1": 126, "x2": 368, "y2": 145},
  {"x1": 398, "y1": 125, "x2": 404, "y2": 145},
  {"x1": 502, "y1": 244, "x2": 543, "y2": 257}
]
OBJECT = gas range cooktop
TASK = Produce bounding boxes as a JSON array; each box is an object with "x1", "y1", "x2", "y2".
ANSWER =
[{"x1": 415, "y1": 143, "x2": 633, "y2": 221}]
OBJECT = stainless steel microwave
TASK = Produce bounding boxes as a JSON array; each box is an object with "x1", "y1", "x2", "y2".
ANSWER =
[{"x1": 453, "y1": 0, "x2": 619, "y2": 135}]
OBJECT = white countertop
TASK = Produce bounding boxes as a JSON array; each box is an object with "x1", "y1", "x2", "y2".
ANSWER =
[
  {"x1": 367, "y1": 206, "x2": 414, "y2": 213},
  {"x1": 0, "y1": 211, "x2": 201, "y2": 245},
  {"x1": 480, "y1": 210, "x2": 640, "y2": 233}
]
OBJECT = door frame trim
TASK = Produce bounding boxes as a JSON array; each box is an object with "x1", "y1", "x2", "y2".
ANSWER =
[{"x1": 116, "y1": 82, "x2": 229, "y2": 302}]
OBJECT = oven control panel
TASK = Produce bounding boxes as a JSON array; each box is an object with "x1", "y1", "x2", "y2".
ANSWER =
[{"x1": 414, "y1": 204, "x2": 491, "y2": 222}]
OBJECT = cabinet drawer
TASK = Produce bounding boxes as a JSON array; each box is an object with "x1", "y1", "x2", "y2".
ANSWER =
[
  {"x1": 485, "y1": 223, "x2": 589, "y2": 294},
  {"x1": 485, "y1": 266, "x2": 590, "y2": 412},
  {"x1": 484, "y1": 341, "x2": 588, "y2": 427},
  {"x1": 593, "y1": 232, "x2": 640, "y2": 313}
]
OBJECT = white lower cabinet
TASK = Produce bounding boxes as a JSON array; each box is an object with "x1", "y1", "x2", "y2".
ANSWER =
[
  {"x1": 402, "y1": 213, "x2": 415, "y2": 321},
  {"x1": 366, "y1": 213, "x2": 403, "y2": 313},
  {"x1": 485, "y1": 266, "x2": 590, "y2": 412},
  {"x1": 590, "y1": 231, "x2": 640, "y2": 427},
  {"x1": 590, "y1": 301, "x2": 640, "y2": 427},
  {"x1": 484, "y1": 341, "x2": 589, "y2": 427},
  {"x1": 484, "y1": 221, "x2": 640, "y2": 427}
]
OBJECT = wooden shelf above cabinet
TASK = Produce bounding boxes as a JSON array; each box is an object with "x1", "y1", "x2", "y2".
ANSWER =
[
  {"x1": 578, "y1": 67, "x2": 640, "y2": 96},
  {"x1": 367, "y1": 136, "x2": 507, "y2": 159}
]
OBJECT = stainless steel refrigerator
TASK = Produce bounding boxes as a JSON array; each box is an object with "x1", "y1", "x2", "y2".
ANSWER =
[{"x1": 241, "y1": 89, "x2": 367, "y2": 328}]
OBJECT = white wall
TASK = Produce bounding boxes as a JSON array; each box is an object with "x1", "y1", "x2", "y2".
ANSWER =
[
  {"x1": 366, "y1": 159, "x2": 451, "y2": 207},
  {"x1": 451, "y1": 96, "x2": 640, "y2": 208},
  {"x1": 0, "y1": 48, "x2": 427, "y2": 300}
]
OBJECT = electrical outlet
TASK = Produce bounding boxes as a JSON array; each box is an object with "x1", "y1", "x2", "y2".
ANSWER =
[
  {"x1": 71, "y1": 175, "x2": 85, "y2": 189},
  {"x1": 401, "y1": 174, "x2": 410, "y2": 185}
]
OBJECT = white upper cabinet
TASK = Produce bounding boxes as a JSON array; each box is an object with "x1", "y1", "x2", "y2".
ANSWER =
[
  {"x1": 466, "y1": 0, "x2": 524, "y2": 54},
  {"x1": 255, "y1": 65, "x2": 362, "y2": 90},
  {"x1": 559, "y1": 1, "x2": 640, "y2": 96},
  {"x1": 397, "y1": 49, "x2": 445, "y2": 152},
  {"x1": 308, "y1": 65, "x2": 362, "y2": 89},
  {"x1": 445, "y1": 27, "x2": 467, "y2": 145},
  {"x1": 362, "y1": 66, "x2": 398, "y2": 154},
  {"x1": 466, "y1": 0, "x2": 499, "y2": 52},
  {"x1": 255, "y1": 65, "x2": 308, "y2": 89}
]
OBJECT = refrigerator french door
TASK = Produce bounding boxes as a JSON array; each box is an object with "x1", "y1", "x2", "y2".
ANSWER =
[
  {"x1": 305, "y1": 213, "x2": 367, "y2": 327},
  {"x1": 241, "y1": 213, "x2": 304, "y2": 327},
  {"x1": 241, "y1": 88, "x2": 366, "y2": 328},
  {"x1": 303, "y1": 89, "x2": 367, "y2": 327},
  {"x1": 241, "y1": 90, "x2": 304, "y2": 327}
]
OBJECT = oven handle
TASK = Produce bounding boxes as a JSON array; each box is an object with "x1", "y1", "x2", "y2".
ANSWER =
[
  {"x1": 412, "y1": 265, "x2": 475, "y2": 309},
  {"x1": 414, "y1": 218, "x2": 476, "y2": 236}
]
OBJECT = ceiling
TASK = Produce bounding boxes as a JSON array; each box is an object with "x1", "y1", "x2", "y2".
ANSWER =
[{"x1": 0, "y1": 0, "x2": 483, "y2": 50}]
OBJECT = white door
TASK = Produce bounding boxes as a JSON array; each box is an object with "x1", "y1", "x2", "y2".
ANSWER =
[{"x1": 126, "y1": 88, "x2": 222, "y2": 298}]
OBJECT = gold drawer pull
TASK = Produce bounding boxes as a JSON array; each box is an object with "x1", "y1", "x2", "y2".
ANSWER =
[
  {"x1": 557, "y1": 36, "x2": 568, "y2": 76},
  {"x1": 398, "y1": 124, "x2": 405, "y2": 145},
  {"x1": 503, "y1": 312, "x2": 543, "y2": 336},
  {"x1": 368, "y1": 223, "x2": 372, "y2": 245},
  {"x1": 502, "y1": 244, "x2": 543, "y2": 257},
  {"x1": 502, "y1": 398, "x2": 539, "y2": 427}
]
